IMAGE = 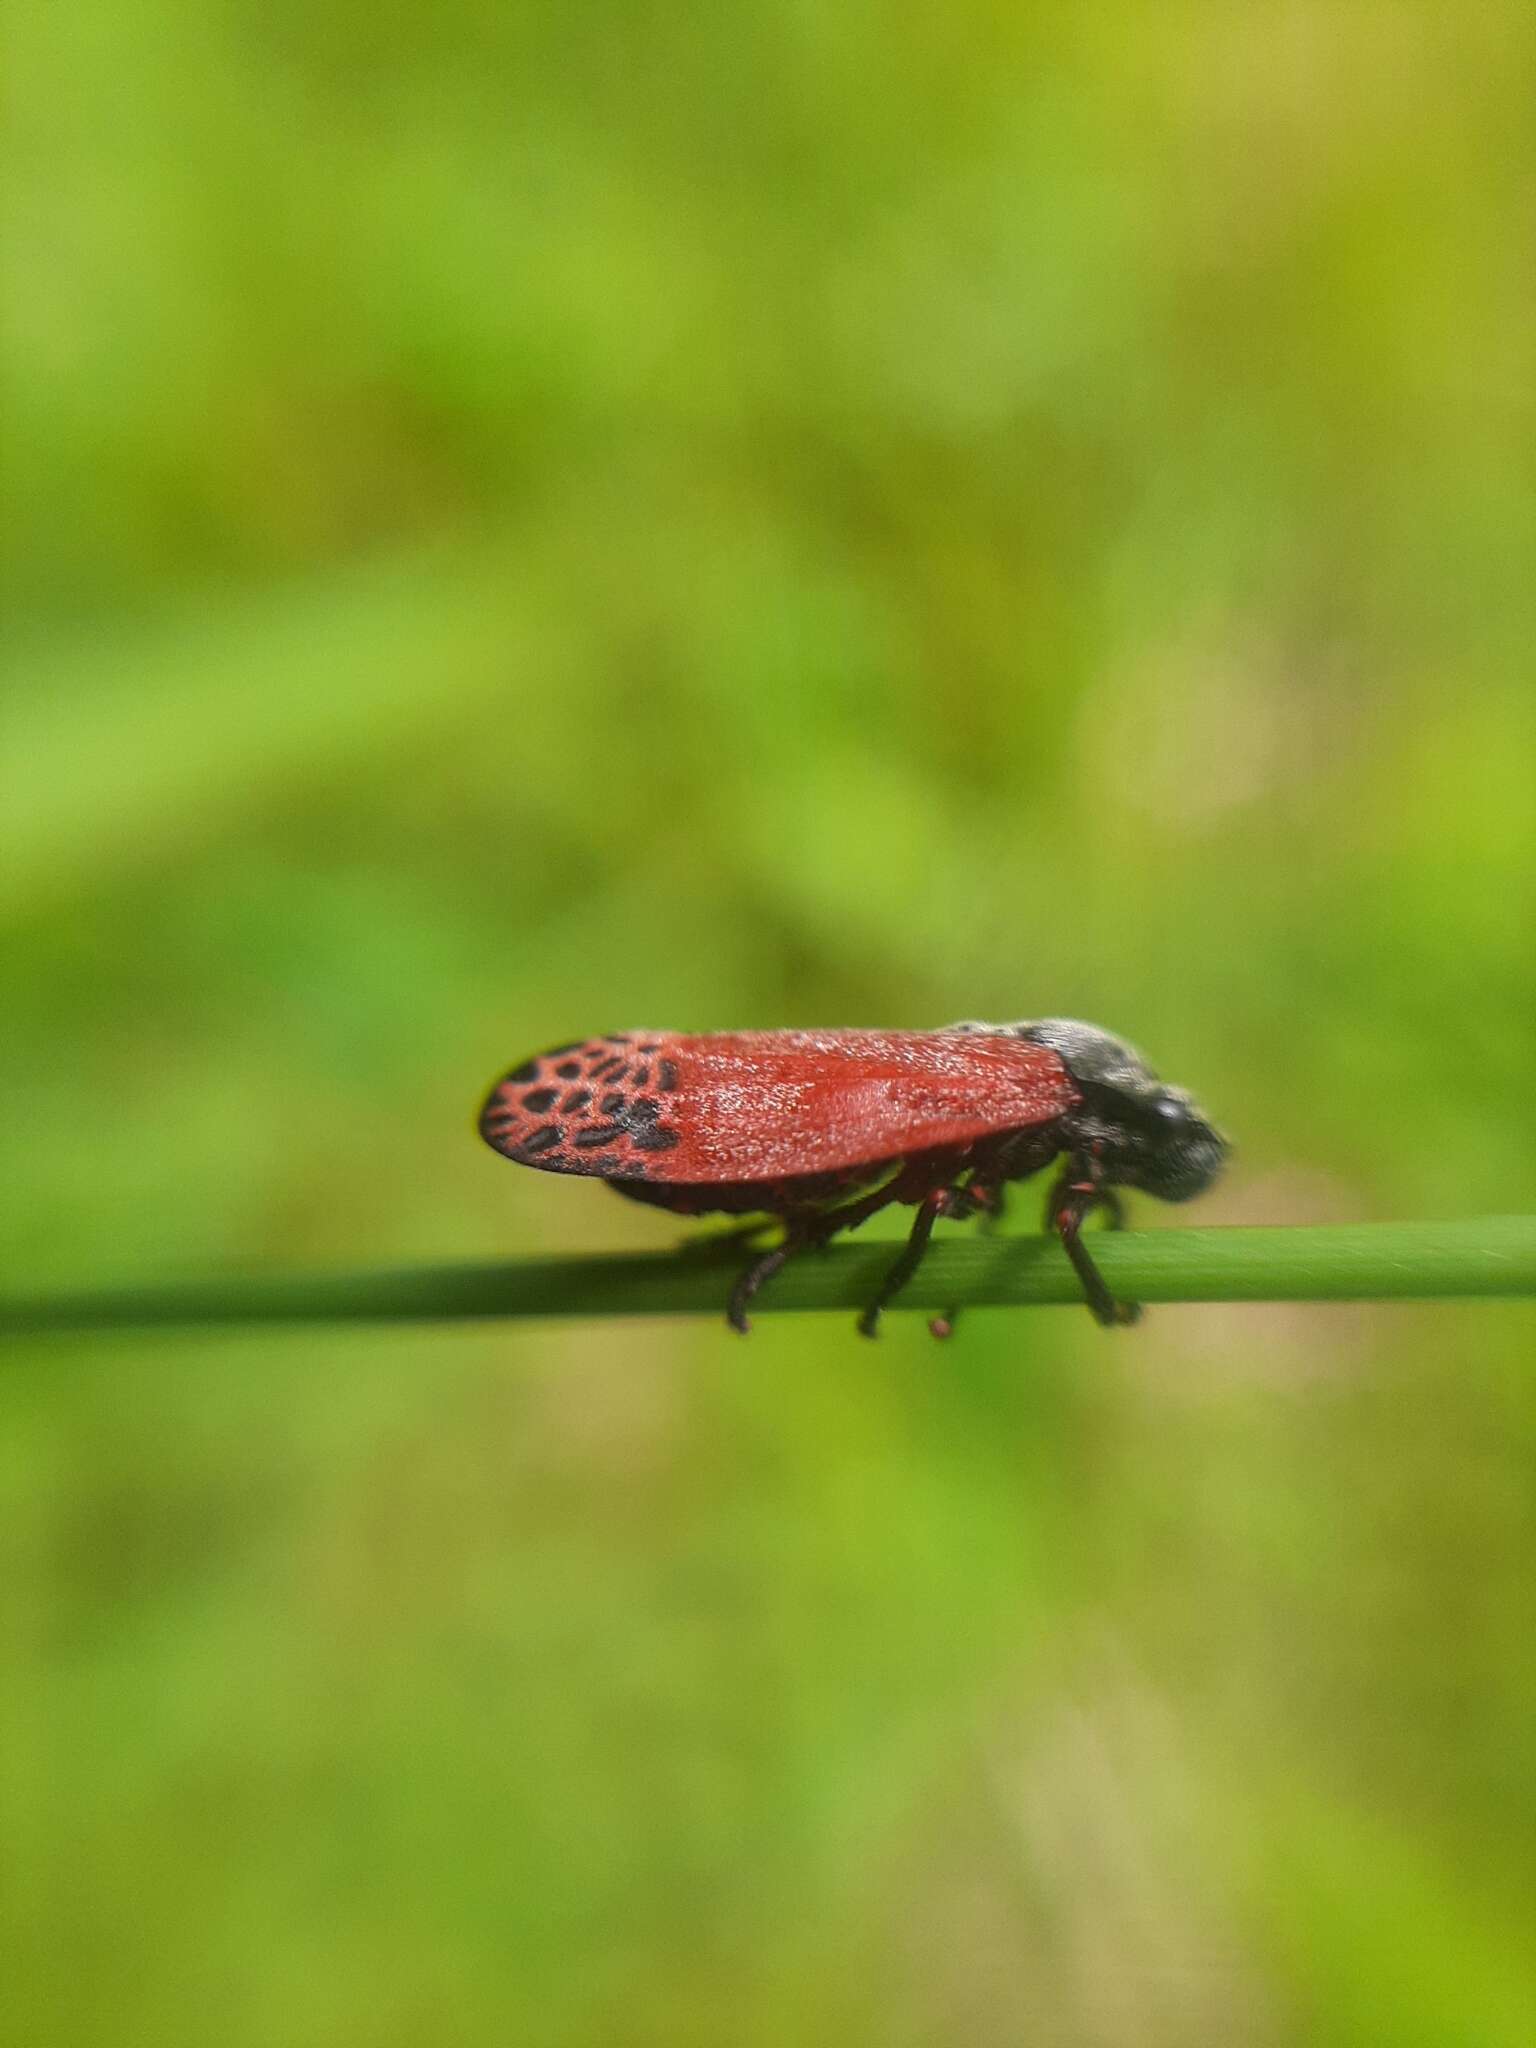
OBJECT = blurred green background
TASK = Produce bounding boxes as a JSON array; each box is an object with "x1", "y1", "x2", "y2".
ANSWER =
[{"x1": 3, "y1": 4, "x2": 1533, "y2": 2044}]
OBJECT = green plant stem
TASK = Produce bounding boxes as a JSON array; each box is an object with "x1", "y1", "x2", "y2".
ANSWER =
[{"x1": 2, "y1": 1218, "x2": 1533, "y2": 1338}]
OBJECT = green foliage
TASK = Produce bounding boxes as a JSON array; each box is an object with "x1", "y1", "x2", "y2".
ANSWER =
[{"x1": 3, "y1": 3, "x2": 1533, "y2": 2044}]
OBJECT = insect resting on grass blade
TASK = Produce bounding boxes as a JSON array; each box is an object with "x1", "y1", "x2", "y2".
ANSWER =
[{"x1": 477, "y1": 1022, "x2": 1227, "y2": 1336}]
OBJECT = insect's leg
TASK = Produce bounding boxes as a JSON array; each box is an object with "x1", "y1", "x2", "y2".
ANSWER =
[
  {"x1": 726, "y1": 1182, "x2": 903, "y2": 1333},
  {"x1": 858, "y1": 1186, "x2": 958, "y2": 1340},
  {"x1": 929, "y1": 1180, "x2": 1004, "y2": 1339},
  {"x1": 726, "y1": 1222, "x2": 810, "y2": 1334},
  {"x1": 1046, "y1": 1162, "x2": 1140, "y2": 1327}
]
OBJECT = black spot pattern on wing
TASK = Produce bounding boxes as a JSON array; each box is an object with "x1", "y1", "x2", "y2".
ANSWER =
[
  {"x1": 631, "y1": 1126, "x2": 679, "y2": 1152},
  {"x1": 479, "y1": 1035, "x2": 683, "y2": 1176}
]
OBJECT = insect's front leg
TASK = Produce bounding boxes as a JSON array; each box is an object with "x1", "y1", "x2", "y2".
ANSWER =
[{"x1": 1046, "y1": 1158, "x2": 1140, "y2": 1327}]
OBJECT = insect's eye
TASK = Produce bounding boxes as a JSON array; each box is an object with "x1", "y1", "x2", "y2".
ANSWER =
[{"x1": 1152, "y1": 1092, "x2": 1191, "y2": 1130}]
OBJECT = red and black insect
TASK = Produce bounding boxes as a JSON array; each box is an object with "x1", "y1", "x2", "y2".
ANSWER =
[{"x1": 478, "y1": 1021, "x2": 1227, "y2": 1335}]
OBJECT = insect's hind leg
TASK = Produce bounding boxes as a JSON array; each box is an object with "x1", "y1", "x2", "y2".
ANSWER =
[
  {"x1": 727, "y1": 1231, "x2": 806, "y2": 1334},
  {"x1": 725, "y1": 1181, "x2": 901, "y2": 1333}
]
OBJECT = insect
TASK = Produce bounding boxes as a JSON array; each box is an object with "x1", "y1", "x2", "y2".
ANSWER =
[{"x1": 478, "y1": 1022, "x2": 1227, "y2": 1336}]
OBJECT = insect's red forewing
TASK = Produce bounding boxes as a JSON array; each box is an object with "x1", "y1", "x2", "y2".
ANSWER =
[{"x1": 479, "y1": 1030, "x2": 1077, "y2": 1184}]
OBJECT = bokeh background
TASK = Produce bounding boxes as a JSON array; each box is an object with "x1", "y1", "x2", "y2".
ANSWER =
[{"x1": 4, "y1": 5, "x2": 1533, "y2": 2044}]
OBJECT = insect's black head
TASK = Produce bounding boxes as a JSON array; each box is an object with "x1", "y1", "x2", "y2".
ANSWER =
[{"x1": 1006, "y1": 1018, "x2": 1228, "y2": 1203}]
